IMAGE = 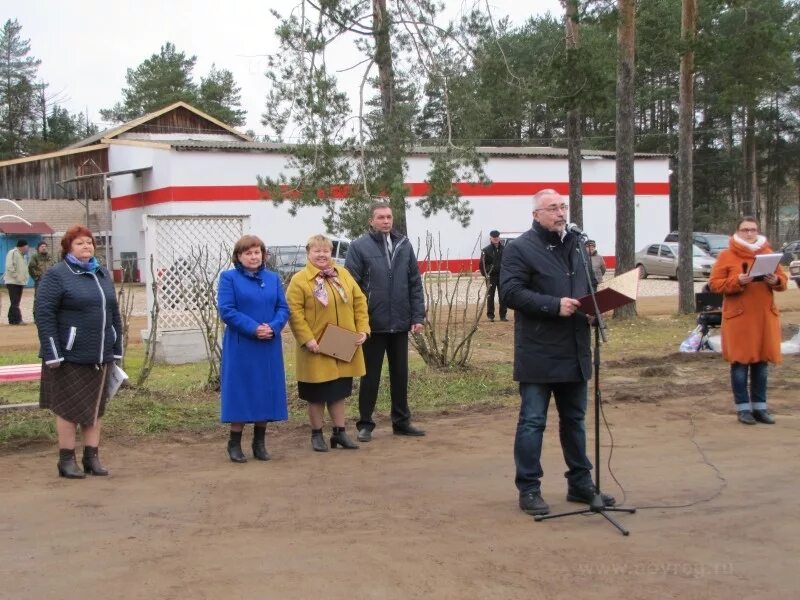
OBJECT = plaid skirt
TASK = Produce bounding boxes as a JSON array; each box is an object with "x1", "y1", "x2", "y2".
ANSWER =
[{"x1": 39, "y1": 362, "x2": 112, "y2": 426}]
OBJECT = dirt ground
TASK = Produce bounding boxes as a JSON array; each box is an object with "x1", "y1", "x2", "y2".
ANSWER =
[{"x1": 1, "y1": 295, "x2": 799, "y2": 599}]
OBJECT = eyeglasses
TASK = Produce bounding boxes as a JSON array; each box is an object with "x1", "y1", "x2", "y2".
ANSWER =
[
  {"x1": 536, "y1": 203, "x2": 569, "y2": 214},
  {"x1": 738, "y1": 227, "x2": 758, "y2": 233}
]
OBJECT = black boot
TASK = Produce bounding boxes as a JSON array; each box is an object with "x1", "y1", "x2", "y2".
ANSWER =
[
  {"x1": 311, "y1": 429, "x2": 329, "y2": 452},
  {"x1": 252, "y1": 426, "x2": 271, "y2": 461},
  {"x1": 82, "y1": 446, "x2": 108, "y2": 476},
  {"x1": 330, "y1": 426, "x2": 359, "y2": 450},
  {"x1": 58, "y1": 448, "x2": 86, "y2": 479},
  {"x1": 227, "y1": 430, "x2": 247, "y2": 463}
]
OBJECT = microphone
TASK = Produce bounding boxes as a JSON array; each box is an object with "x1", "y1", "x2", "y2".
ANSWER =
[{"x1": 567, "y1": 223, "x2": 588, "y2": 238}]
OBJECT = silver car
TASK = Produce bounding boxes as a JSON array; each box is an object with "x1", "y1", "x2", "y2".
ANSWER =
[{"x1": 635, "y1": 242, "x2": 716, "y2": 280}]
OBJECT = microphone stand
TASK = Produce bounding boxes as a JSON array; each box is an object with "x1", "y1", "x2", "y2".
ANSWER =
[{"x1": 534, "y1": 232, "x2": 636, "y2": 535}]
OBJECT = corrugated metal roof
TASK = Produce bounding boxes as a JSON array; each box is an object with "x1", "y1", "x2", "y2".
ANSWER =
[
  {"x1": 170, "y1": 140, "x2": 667, "y2": 159},
  {"x1": 0, "y1": 221, "x2": 55, "y2": 235}
]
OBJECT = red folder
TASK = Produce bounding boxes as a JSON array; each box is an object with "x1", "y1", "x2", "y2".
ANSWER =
[{"x1": 576, "y1": 267, "x2": 640, "y2": 316}]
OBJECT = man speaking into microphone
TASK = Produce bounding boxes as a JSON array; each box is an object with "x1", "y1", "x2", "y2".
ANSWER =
[{"x1": 500, "y1": 189, "x2": 615, "y2": 516}]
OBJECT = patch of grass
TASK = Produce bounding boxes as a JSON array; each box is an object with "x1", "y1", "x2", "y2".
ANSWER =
[{"x1": 0, "y1": 313, "x2": 708, "y2": 448}]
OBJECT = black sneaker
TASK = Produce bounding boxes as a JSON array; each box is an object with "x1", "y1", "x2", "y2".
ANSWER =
[
  {"x1": 519, "y1": 492, "x2": 550, "y2": 515},
  {"x1": 566, "y1": 486, "x2": 616, "y2": 506},
  {"x1": 752, "y1": 410, "x2": 775, "y2": 424},
  {"x1": 737, "y1": 410, "x2": 757, "y2": 425}
]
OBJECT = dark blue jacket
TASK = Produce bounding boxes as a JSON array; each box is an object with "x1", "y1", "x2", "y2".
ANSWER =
[
  {"x1": 499, "y1": 222, "x2": 592, "y2": 383},
  {"x1": 34, "y1": 261, "x2": 123, "y2": 366},
  {"x1": 344, "y1": 229, "x2": 425, "y2": 333}
]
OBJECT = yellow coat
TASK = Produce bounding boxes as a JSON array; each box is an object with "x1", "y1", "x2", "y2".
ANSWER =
[{"x1": 286, "y1": 263, "x2": 370, "y2": 383}]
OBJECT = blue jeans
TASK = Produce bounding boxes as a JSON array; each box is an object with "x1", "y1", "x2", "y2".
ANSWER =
[
  {"x1": 730, "y1": 362, "x2": 768, "y2": 412},
  {"x1": 514, "y1": 381, "x2": 594, "y2": 495}
]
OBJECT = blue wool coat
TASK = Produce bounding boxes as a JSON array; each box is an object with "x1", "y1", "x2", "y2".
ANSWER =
[{"x1": 218, "y1": 265, "x2": 289, "y2": 423}]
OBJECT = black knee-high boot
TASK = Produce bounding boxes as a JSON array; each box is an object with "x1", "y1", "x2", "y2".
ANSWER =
[
  {"x1": 227, "y1": 430, "x2": 247, "y2": 463},
  {"x1": 252, "y1": 425, "x2": 270, "y2": 461}
]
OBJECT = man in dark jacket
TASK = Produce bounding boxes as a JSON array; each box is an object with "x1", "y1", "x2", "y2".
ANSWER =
[
  {"x1": 345, "y1": 202, "x2": 426, "y2": 441},
  {"x1": 480, "y1": 230, "x2": 507, "y2": 322},
  {"x1": 500, "y1": 189, "x2": 615, "y2": 516}
]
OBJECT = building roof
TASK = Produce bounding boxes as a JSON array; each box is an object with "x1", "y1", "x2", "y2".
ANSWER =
[{"x1": 0, "y1": 221, "x2": 55, "y2": 235}]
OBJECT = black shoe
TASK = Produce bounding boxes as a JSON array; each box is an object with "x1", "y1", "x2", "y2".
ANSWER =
[
  {"x1": 752, "y1": 410, "x2": 775, "y2": 424},
  {"x1": 500, "y1": 317, "x2": 509, "y2": 322},
  {"x1": 311, "y1": 430, "x2": 329, "y2": 452},
  {"x1": 487, "y1": 317, "x2": 495, "y2": 322},
  {"x1": 519, "y1": 492, "x2": 550, "y2": 515},
  {"x1": 737, "y1": 410, "x2": 757, "y2": 425},
  {"x1": 82, "y1": 446, "x2": 108, "y2": 476},
  {"x1": 57, "y1": 449, "x2": 86, "y2": 479},
  {"x1": 566, "y1": 485, "x2": 616, "y2": 506},
  {"x1": 252, "y1": 426, "x2": 271, "y2": 460},
  {"x1": 330, "y1": 427, "x2": 359, "y2": 449},
  {"x1": 392, "y1": 423, "x2": 426, "y2": 436},
  {"x1": 357, "y1": 427, "x2": 372, "y2": 442},
  {"x1": 227, "y1": 439, "x2": 247, "y2": 463}
]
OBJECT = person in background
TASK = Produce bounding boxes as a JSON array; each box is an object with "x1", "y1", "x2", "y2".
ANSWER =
[
  {"x1": 28, "y1": 241, "x2": 56, "y2": 320},
  {"x1": 286, "y1": 234, "x2": 369, "y2": 452},
  {"x1": 585, "y1": 240, "x2": 606, "y2": 284},
  {"x1": 500, "y1": 189, "x2": 615, "y2": 516},
  {"x1": 480, "y1": 230, "x2": 507, "y2": 322},
  {"x1": 344, "y1": 201, "x2": 427, "y2": 442},
  {"x1": 708, "y1": 216, "x2": 787, "y2": 425},
  {"x1": 35, "y1": 225, "x2": 122, "y2": 479},
  {"x1": 4, "y1": 239, "x2": 29, "y2": 325},
  {"x1": 217, "y1": 235, "x2": 290, "y2": 463}
]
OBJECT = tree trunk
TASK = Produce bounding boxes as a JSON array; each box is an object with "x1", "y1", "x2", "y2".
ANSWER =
[
  {"x1": 614, "y1": 0, "x2": 637, "y2": 319},
  {"x1": 745, "y1": 106, "x2": 758, "y2": 222},
  {"x1": 564, "y1": 0, "x2": 583, "y2": 228},
  {"x1": 372, "y1": 0, "x2": 407, "y2": 234},
  {"x1": 677, "y1": 0, "x2": 696, "y2": 314}
]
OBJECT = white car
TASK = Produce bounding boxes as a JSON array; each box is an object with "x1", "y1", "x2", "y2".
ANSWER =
[{"x1": 635, "y1": 242, "x2": 716, "y2": 280}]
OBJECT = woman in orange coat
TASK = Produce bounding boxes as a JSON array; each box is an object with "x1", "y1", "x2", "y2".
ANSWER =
[{"x1": 708, "y1": 216, "x2": 787, "y2": 425}]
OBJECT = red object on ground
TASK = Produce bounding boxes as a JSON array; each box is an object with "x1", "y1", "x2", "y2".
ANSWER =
[{"x1": 0, "y1": 363, "x2": 41, "y2": 383}]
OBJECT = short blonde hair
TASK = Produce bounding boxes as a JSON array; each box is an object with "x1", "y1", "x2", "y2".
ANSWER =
[{"x1": 305, "y1": 234, "x2": 333, "y2": 252}]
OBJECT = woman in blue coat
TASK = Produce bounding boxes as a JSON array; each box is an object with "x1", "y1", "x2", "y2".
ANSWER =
[{"x1": 218, "y1": 235, "x2": 289, "y2": 463}]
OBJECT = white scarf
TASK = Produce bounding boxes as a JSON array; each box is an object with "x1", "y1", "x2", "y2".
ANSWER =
[{"x1": 732, "y1": 233, "x2": 767, "y2": 253}]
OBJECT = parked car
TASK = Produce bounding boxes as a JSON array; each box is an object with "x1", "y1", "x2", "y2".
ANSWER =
[
  {"x1": 789, "y1": 259, "x2": 800, "y2": 287},
  {"x1": 267, "y1": 238, "x2": 350, "y2": 282},
  {"x1": 779, "y1": 240, "x2": 800, "y2": 265},
  {"x1": 663, "y1": 231, "x2": 730, "y2": 257},
  {"x1": 635, "y1": 242, "x2": 716, "y2": 280}
]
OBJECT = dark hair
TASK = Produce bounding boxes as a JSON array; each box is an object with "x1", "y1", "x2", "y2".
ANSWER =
[
  {"x1": 37, "y1": 241, "x2": 48, "y2": 250},
  {"x1": 489, "y1": 230, "x2": 500, "y2": 238},
  {"x1": 232, "y1": 234, "x2": 267, "y2": 267},
  {"x1": 60, "y1": 225, "x2": 94, "y2": 259},
  {"x1": 16, "y1": 239, "x2": 28, "y2": 247},
  {"x1": 736, "y1": 216, "x2": 758, "y2": 231},
  {"x1": 368, "y1": 201, "x2": 392, "y2": 219}
]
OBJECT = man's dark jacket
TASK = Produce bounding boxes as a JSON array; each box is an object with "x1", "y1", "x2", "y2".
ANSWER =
[
  {"x1": 34, "y1": 261, "x2": 123, "y2": 365},
  {"x1": 480, "y1": 241, "x2": 504, "y2": 283},
  {"x1": 499, "y1": 222, "x2": 592, "y2": 383},
  {"x1": 344, "y1": 229, "x2": 425, "y2": 333}
]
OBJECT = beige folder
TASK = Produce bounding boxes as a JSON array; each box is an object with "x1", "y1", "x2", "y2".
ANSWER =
[{"x1": 317, "y1": 323, "x2": 360, "y2": 362}]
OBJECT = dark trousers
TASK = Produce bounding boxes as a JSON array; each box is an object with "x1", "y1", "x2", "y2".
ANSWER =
[
  {"x1": 514, "y1": 381, "x2": 594, "y2": 495},
  {"x1": 6, "y1": 284, "x2": 23, "y2": 324},
  {"x1": 357, "y1": 332, "x2": 411, "y2": 432},
  {"x1": 486, "y1": 280, "x2": 507, "y2": 319},
  {"x1": 730, "y1": 362, "x2": 768, "y2": 412}
]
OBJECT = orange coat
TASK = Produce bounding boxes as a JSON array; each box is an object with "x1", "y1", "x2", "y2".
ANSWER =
[{"x1": 708, "y1": 237, "x2": 787, "y2": 365}]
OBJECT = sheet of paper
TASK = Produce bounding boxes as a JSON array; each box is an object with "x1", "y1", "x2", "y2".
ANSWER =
[
  {"x1": 107, "y1": 364, "x2": 129, "y2": 398},
  {"x1": 748, "y1": 253, "x2": 782, "y2": 278}
]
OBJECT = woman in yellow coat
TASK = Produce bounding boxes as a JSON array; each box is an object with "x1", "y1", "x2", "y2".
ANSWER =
[
  {"x1": 286, "y1": 235, "x2": 370, "y2": 451},
  {"x1": 708, "y1": 216, "x2": 787, "y2": 425}
]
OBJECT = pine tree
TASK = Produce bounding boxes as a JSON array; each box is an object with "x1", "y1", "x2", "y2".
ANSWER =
[{"x1": 0, "y1": 19, "x2": 41, "y2": 158}]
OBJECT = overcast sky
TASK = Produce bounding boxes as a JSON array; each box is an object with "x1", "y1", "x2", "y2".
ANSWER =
[{"x1": 6, "y1": 0, "x2": 563, "y2": 135}]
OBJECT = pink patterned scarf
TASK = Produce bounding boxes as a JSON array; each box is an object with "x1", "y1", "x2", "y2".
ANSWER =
[{"x1": 313, "y1": 267, "x2": 348, "y2": 306}]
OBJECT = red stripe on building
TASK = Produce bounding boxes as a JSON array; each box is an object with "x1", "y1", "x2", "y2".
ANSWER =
[{"x1": 111, "y1": 182, "x2": 670, "y2": 211}]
